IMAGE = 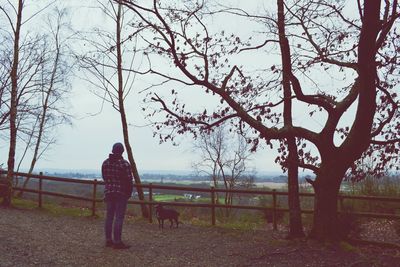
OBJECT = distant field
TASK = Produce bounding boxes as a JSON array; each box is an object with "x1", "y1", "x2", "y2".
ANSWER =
[
  {"x1": 146, "y1": 179, "x2": 287, "y2": 190},
  {"x1": 144, "y1": 180, "x2": 210, "y2": 185},
  {"x1": 254, "y1": 182, "x2": 287, "y2": 189}
]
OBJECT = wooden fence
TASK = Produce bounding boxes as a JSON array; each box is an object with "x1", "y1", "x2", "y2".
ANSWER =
[{"x1": 1, "y1": 170, "x2": 400, "y2": 229}]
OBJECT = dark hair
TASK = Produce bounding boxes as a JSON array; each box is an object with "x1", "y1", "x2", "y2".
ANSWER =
[{"x1": 112, "y1": 142, "x2": 124, "y2": 154}]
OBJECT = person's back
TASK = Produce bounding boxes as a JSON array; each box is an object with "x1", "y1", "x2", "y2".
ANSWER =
[
  {"x1": 101, "y1": 142, "x2": 133, "y2": 249},
  {"x1": 102, "y1": 153, "x2": 133, "y2": 198}
]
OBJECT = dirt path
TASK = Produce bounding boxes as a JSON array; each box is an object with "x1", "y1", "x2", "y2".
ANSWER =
[{"x1": 0, "y1": 207, "x2": 399, "y2": 266}]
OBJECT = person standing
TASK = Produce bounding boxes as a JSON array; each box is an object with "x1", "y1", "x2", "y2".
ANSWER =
[{"x1": 101, "y1": 142, "x2": 133, "y2": 249}]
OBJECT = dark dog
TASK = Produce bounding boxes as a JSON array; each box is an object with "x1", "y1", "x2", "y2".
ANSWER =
[{"x1": 155, "y1": 204, "x2": 179, "y2": 228}]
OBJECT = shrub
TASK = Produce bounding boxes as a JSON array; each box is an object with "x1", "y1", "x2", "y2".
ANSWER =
[
  {"x1": 345, "y1": 175, "x2": 400, "y2": 215},
  {"x1": 349, "y1": 175, "x2": 400, "y2": 197}
]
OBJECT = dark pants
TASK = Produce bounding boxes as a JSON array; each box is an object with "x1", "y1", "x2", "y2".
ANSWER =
[{"x1": 105, "y1": 193, "x2": 128, "y2": 243}]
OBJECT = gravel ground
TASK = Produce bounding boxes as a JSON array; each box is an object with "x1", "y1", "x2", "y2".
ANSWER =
[{"x1": 1, "y1": 207, "x2": 399, "y2": 267}]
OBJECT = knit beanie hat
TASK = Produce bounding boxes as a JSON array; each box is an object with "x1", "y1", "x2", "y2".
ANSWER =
[{"x1": 112, "y1": 142, "x2": 124, "y2": 154}]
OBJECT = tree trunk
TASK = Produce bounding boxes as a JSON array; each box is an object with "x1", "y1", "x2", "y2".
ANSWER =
[
  {"x1": 123, "y1": 128, "x2": 149, "y2": 218},
  {"x1": 277, "y1": 0, "x2": 304, "y2": 238},
  {"x1": 3, "y1": 0, "x2": 23, "y2": 207},
  {"x1": 115, "y1": 3, "x2": 148, "y2": 218},
  {"x1": 286, "y1": 138, "x2": 305, "y2": 238},
  {"x1": 16, "y1": 120, "x2": 38, "y2": 197},
  {"x1": 309, "y1": 165, "x2": 345, "y2": 241}
]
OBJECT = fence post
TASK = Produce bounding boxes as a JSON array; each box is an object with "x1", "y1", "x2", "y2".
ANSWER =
[
  {"x1": 272, "y1": 189, "x2": 277, "y2": 230},
  {"x1": 91, "y1": 179, "x2": 97, "y2": 216},
  {"x1": 38, "y1": 172, "x2": 43, "y2": 208},
  {"x1": 211, "y1": 186, "x2": 216, "y2": 226},
  {"x1": 149, "y1": 183, "x2": 153, "y2": 223}
]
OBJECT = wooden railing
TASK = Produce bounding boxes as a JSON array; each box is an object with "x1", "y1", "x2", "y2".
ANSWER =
[{"x1": 1, "y1": 170, "x2": 400, "y2": 228}]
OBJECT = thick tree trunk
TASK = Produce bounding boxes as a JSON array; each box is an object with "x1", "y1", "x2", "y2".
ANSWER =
[{"x1": 309, "y1": 165, "x2": 345, "y2": 241}]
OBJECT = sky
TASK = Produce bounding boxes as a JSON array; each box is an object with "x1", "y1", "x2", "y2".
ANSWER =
[
  {"x1": 0, "y1": 0, "x2": 287, "y2": 175},
  {"x1": 41, "y1": 95, "x2": 280, "y2": 174},
  {"x1": 0, "y1": 0, "x2": 365, "y2": 176}
]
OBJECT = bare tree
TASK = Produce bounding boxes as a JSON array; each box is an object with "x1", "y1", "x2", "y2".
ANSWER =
[
  {"x1": 77, "y1": 0, "x2": 149, "y2": 217},
  {"x1": 16, "y1": 8, "x2": 73, "y2": 195},
  {"x1": 1, "y1": 0, "x2": 24, "y2": 206},
  {"x1": 1, "y1": 0, "x2": 67, "y2": 205},
  {"x1": 193, "y1": 126, "x2": 254, "y2": 216}
]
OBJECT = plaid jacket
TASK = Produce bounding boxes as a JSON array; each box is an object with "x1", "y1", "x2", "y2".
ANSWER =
[{"x1": 101, "y1": 153, "x2": 133, "y2": 198}]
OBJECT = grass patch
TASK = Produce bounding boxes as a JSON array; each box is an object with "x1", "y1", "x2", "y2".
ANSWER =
[
  {"x1": 12, "y1": 197, "x2": 39, "y2": 210},
  {"x1": 216, "y1": 213, "x2": 266, "y2": 231},
  {"x1": 153, "y1": 194, "x2": 185, "y2": 202},
  {"x1": 11, "y1": 197, "x2": 92, "y2": 217},
  {"x1": 43, "y1": 202, "x2": 92, "y2": 217}
]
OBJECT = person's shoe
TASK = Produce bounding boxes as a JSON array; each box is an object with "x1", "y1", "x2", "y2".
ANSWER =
[
  {"x1": 105, "y1": 240, "x2": 114, "y2": 247},
  {"x1": 113, "y1": 242, "x2": 131, "y2": 249}
]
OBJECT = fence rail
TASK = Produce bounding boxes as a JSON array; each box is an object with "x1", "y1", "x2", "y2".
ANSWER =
[{"x1": 1, "y1": 170, "x2": 400, "y2": 228}]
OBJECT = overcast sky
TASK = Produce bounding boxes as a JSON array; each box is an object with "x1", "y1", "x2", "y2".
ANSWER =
[{"x1": 2, "y1": 0, "x2": 361, "y2": 176}]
